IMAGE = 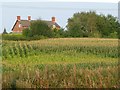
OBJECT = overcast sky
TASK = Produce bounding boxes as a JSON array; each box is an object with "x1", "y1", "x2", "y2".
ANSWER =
[{"x1": 0, "y1": 1, "x2": 119, "y2": 33}]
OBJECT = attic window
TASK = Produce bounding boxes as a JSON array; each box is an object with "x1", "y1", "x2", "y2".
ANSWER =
[{"x1": 19, "y1": 24, "x2": 21, "y2": 28}]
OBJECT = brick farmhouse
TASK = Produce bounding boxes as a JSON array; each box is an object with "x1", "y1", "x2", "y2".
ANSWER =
[{"x1": 12, "y1": 16, "x2": 61, "y2": 33}]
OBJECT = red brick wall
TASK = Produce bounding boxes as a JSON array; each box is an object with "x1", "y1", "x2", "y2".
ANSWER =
[{"x1": 12, "y1": 21, "x2": 27, "y2": 33}]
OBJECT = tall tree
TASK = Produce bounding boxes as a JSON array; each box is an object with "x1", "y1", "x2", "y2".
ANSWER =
[{"x1": 67, "y1": 11, "x2": 120, "y2": 38}]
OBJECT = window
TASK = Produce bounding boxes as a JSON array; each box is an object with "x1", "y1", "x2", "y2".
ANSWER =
[{"x1": 19, "y1": 24, "x2": 21, "y2": 28}]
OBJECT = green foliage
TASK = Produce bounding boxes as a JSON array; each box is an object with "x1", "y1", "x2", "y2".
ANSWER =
[
  {"x1": 2, "y1": 33, "x2": 47, "y2": 41},
  {"x1": 2, "y1": 34, "x2": 26, "y2": 41},
  {"x1": 67, "y1": 11, "x2": 120, "y2": 38},
  {"x1": 51, "y1": 28, "x2": 66, "y2": 38},
  {"x1": 4, "y1": 12, "x2": 120, "y2": 41},
  {"x1": 22, "y1": 20, "x2": 68, "y2": 39},
  {"x1": 2, "y1": 38, "x2": 118, "y2": 59},
  {"x1": 109, "y1": 31, "x2": 118, "y2": 38},
  {"x1": 31, "y1": 20, "x2": 53, "y2": 37},
  {"x1": 22, "y1": 20, "x2": 53, "y2": 38},
  {"x1": 22, "y1": 28, "x2": 32, "y2": 37},
  {"x1": 3, "y1": 28, "x2": 8, "y2": 34},
  {"x1": 2, "y1": 38, "x2": 119, "y2": 88}
]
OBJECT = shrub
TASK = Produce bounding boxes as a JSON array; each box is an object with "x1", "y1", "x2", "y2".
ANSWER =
[
  {"x1": 22, "y1": 20, "x2": 53, "y2": 38},
  {"x1": 22, "y1": 28, "x2": 32, "y2": 37},
  {"x1": 2, "y1": 34, "x2": 48, "y2": 41},
  {"x1": 109, "y1": 32, "x2": 118, "y2": 38},
  {"x1": 2, "y1": 34, "x2": 26, "y2": 41}
]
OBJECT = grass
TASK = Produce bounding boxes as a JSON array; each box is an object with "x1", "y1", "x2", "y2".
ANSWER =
[{"x1": 2, "y1": 38, "x2": 120, "y2": 88}]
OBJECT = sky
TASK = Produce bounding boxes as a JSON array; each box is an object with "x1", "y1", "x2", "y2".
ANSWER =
[
  {"x1": 118, "y1": 2, "x2": 120, "y2": 23},
  {"x1": 0, "y1": 0, "x2": 119, "y2": 33}
]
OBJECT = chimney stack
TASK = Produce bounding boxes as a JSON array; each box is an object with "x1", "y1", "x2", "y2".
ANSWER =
[
  {"x1": 17, "y1": 16, "x2": 21, "y2": 21},
  {"x1": 28, "y1": 16, "x2": 31, "y2": 21},
  {"x1": 52, "y1": 17, "x2": 55, "y2": 23}
]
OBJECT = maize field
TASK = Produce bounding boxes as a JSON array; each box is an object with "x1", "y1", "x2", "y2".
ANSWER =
[{"x1": 1, "y1": 38, "x2": 120, "y2": 88}]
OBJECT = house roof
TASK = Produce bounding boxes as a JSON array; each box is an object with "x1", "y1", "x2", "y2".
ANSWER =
[
  {"x1": 43, "y1": 20, "x2": 60, "y2": 28},
  {"x1": 12, "y1": 19, "x2": 60, "y2": 31},
  {"x1": 20, "y1": 20, "x2": 30, "y2": 27}
]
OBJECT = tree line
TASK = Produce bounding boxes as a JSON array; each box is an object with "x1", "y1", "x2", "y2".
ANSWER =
[
  {"x1": 67, "y1": 11, "x2": 120, "y2": 38},
  {"x1": 2, "y1": 11, "x2": 120, "y2": 40}
]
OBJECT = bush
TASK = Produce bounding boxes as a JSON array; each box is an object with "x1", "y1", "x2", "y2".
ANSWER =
[
  {"x1": 109, "y1": 32, "x2": 118, "y2": 38},
  {"x1": 22, "y1": 19, "x2": 57, "y2": 40},
  {"x1": 22, "y1": 28, "x2": 32, "y2": 37},
  {"x1": 2, "y1": 34, "x2": 48, "y2": 41},
  {"x1": 2, "y1": 34, "x2": 26, "y2": 41}
]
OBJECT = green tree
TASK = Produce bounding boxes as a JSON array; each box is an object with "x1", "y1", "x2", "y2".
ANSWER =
[
  {"x1": 3, "y1": 28, "x2": 8, "y2": 34},
  {"x1": 22, "y1": 19, "x2": 53, "y2": 38},
  {"x1": 67, "y1": 11, "x2": 98, "y2": 37},
  {"x1": 67, "y1": 11, "x2": 120, "y2": 38},
  {"x1": 96, "y1": 14, "x2": 119, "y2": 38},
  {"x1": 30, "y1": 20, "x2": 53, "y2": 37}
]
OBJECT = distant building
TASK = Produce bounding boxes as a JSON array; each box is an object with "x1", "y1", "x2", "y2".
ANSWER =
[{"x1": 12, "y1": 16, "x2": 61, "y2": 33}]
